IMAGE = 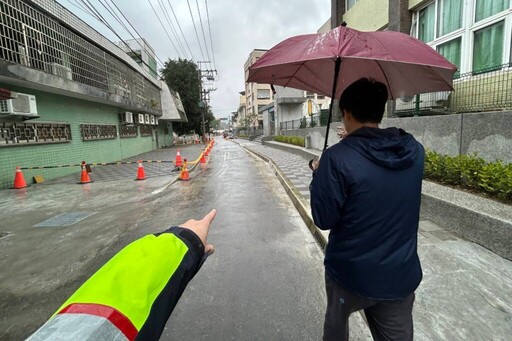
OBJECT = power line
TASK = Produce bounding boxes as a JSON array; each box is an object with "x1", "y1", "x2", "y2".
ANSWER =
[
  {"x1": 95, "y1": 0, "x2": 165, "y2": 69},
  {"x1": 167, "y1": 0, "x2": 195, "y2": 60},
  {"x1": 156, "y1": 0, "x2": 188, "y2": 58},
  {"x1": 109, "y1": 0, "x2": 166, "y2": 68},
  {"x1": 186, "y1": 0, "x2": 206, "y2": 61},
  {"x1": 78, "y1": 0, "x2": 164, "y2": 73},
  {"x1": 195, "y1": 0, "x2": 211, "y2": 63},
  {"x1": 204, "y1": 0, "x2": 216, "y2": 69},
  {"x1": 146, "y1": 0, "x2": 181, "y2": 58}
]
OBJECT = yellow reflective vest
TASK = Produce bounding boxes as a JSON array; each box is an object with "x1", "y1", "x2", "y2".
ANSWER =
[{"x1": 27, "y1": 227, "x2": 206, "y2": 341}]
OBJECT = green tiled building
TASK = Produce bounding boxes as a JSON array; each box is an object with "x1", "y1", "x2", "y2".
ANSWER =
[{"x1": 0, "y1": 0, "x2": 187, "y2": 189}]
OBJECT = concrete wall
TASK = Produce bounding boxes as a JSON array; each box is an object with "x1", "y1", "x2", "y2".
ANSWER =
[
  {"x1": 409, "y1": 0, "x2": 429, "y2": 10},
  {"x1": 280, "y1": 111, "x2": 512, "y2": 163},
  {"x1": 281, "y1": 126, "x2": 340, "y2": 151},
  {"x1": 343, "y1": 0, "x2": 388, "y2": 31},
  {"x1": 384, "y1": 111, "x2": 512, "y2": 163}
]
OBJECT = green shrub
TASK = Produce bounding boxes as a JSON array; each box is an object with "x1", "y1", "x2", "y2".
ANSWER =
[
  {"x1": 424, "y1": 150, "x2": 512, "y2": 204},
  {"x1": 273, "y1": 135, "x2": 305, "y2": 147}
]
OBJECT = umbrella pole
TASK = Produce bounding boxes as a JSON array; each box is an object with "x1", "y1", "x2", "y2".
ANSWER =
[{"x1": 323, "y1": 57, "x2": 341, "y2": 152}]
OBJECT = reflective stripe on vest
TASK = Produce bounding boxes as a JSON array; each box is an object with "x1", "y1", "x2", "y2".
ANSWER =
[{"x1": 26, "y1": 312, "x2": 129, "y2": 341}]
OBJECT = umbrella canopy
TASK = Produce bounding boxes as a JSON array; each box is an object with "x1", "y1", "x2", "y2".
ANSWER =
[{"x1": 247, "y1": 25, "x2": 457, "y2": 99}]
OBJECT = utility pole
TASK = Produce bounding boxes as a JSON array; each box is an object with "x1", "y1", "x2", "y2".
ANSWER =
[{"x1": 197, "y1": 61, "x2": 217, "y2": 143}]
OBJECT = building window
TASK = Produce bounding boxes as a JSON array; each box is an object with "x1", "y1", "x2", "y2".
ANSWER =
[
  {"x1": 139, "y1": 125, "x2": 153, "y2": 136},
  {"x1": 418, "y1": 2, "x2": 435, "y2": 42},
  {"x1": 120, "y1": 125, "x2": 138, "y2": 138},
  {"x1": 473, "y1": 21, "x2": 505, "y2": 72},
  {"x1": 346, "y1": 0, "x2": 358, "y2": 11},
  {"x1": 437, "y1": 0, "x2": 463, "y2": 36},
  {"x1": 80, "y1": 124, "x2": 117, "y2": 141},
  {"x1": 257, "y1": 89, "x2": 270, "y2": 99},
  {"x1": 0, "y1": 122, "x2": 71, "y2": 146},
  {"x1": 437, "y1": 37, "x2": 461, "y2": 76},
  {"x1": 412, "y1": 0, "x2": 511, "y2": 75},
  {"x1": 475, "y1": 0, "x2": 508, "y2": 22}
]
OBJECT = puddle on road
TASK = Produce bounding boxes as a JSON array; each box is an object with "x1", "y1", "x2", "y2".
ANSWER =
[{"x1": 34, "y1": 212, "x2": 97, "y2": 227}]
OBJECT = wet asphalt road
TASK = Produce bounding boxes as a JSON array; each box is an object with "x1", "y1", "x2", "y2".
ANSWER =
[
  {"x1": 0, "y1": 138, "x2": 326, "y2": 340},
  {"x1": 159, "y1": 139, "x2": 326, "y2": 340}
]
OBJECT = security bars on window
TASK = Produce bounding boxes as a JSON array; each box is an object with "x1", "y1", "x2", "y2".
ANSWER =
[
  {"x1": 0, "y1": 0, "x2": 160, "y2": 110},
  {"x1": 0, "y1": 121, "x2": 71, "y2": 145}
]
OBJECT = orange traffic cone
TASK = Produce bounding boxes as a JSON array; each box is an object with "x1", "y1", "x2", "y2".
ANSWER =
[
  {"x1": 135, "y1": 160, "x2": 146, "y2": 180},
  {"x1": 180, "y1": 160, "x2": 190, "y2": 181},
  {"x1": 200, "y1": 153, "x2": 206, "y2": 164},
  {"x1": 175, "y1": 150, "x2": 183, "y2": 167},
  {"x1": 13, "y1": 166, "x2": 28, "y2": 189},
  {"x1": 204, "y1": 147, "x2": 210, "y2": 157},
  {"x1": 78, "y1": 161, "x2": 92, "y2": 184}
]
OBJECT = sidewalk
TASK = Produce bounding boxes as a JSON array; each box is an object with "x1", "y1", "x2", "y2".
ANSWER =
[{"x1": 237, "y1": 139, "x2": 512, "y2": 340}]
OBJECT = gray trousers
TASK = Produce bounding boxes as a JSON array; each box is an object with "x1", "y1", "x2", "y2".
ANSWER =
[{"x1": 323, "y1": 272, "x2": 415, "y2": 341}]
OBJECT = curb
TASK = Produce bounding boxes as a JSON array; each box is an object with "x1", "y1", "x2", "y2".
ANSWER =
[
  {"x1": 421, "y1": 181, "x2": 512, "y2": 261},
  {"x1": 241, "y1": 145, "x2": 328, "y2": 251}
]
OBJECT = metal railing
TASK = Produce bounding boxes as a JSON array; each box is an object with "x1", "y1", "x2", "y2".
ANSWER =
[
  {"x1": 394, "y1": 64, "x2": 512, "y2": 116},
  {"x1": 280, "y1": 115, "x2": 322, "y2": 130},
  {"x1": 0, "y1": 0, "x2": 161, "y2": 110}
]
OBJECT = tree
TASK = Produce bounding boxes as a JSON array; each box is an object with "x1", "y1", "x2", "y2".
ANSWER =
[{"x1": 160, "y1": 59, "x2": 202, "y2": 135}]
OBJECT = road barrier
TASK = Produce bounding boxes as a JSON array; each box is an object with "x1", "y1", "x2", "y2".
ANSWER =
[{"x1": 19, "y1": 160, "x2": 174, "y2": 170}]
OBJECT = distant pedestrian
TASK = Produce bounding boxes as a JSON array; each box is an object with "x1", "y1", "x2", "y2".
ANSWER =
[{"x1": 310, "y1": 78, "x2": 424, "y2": 341}]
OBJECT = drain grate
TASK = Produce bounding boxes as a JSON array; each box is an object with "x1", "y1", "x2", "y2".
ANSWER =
[{"x1": 35, "y1": 212, "x2": 96, "y2": 227}]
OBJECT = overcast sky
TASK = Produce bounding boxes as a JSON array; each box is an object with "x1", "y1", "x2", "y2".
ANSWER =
[{"x1": 57, "y1": 0, "x2": 331, "y2": 118}]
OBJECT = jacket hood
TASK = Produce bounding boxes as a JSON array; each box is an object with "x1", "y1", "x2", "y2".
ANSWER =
[{"x1": 342, "y1": 127, "x2": 420, "y2": 170}]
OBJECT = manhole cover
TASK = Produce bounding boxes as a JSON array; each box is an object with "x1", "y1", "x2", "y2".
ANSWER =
[{"x1": 35, "y1": 212, "x2": 97, "y2": 227}]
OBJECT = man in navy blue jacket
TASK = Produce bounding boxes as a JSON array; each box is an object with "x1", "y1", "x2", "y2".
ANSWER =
[{"x1": 310, "y1": 78, "x2": 424, "y2": 341}]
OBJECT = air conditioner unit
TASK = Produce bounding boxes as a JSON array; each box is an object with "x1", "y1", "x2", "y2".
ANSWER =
[
  {"x1": 0, "y1": 92, "x2": 39, "y2": 119},
  {"x1": 119, "y1": 111, "x2": 133, "y2": 124},
  {"x1": 395, "y1": 91, "x2": 450, "y2": 112},
  {"x1": 51, "y1": 63, "x2": 72, "y2": 80},
  {"x1": 144, "y1": 114, "x2": 150, "y2": 124},
  {"x1": 137, "y1": 113, "x2": 145, "y2": 124},
  {"x1": 150, "y1": 115, "x2": 156, "y2": 125}
]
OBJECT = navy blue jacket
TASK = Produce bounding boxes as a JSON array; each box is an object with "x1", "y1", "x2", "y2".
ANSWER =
[{"x1": 310, "y1": 127, "x2": 423, "y2": 300}]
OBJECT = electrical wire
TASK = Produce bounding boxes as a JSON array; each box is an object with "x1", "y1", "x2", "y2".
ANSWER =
[
  {"x1": 167, "y1": 0, "x2": 195, "y2": 60},
  {"x1": 109, "y1": 0, "x2": 166, "y2": 68},
  {"x1": 78, "y1": 0, "x2": 166, "y2": 71},
  {"x1": 146, "y1": 0, "x2": 181, "y2": 58},
  {"x1": 195, "y1": 0, "x2": 211, "y2": 63},
  {"x1": 204, "y1": 0, "x2": 216, "y2": 69},
  {"x1": 156, "y1": 0, "x2": 188, "y2": 58},
  {"x1": 186, "y1": 0, "x2": 206, "y2": 61}
]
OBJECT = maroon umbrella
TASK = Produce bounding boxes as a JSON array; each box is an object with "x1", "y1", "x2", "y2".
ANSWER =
[{"x1": 247, "y1": 25, "x2": 457, "y2": 150}]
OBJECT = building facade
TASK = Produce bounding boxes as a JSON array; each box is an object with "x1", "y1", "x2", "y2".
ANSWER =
[
  {"x1": 337, "y1": 0, "x2": 512, "y2": 115},
  {"x1": 244, "y1": 49, "x2": 273, "y2": 129},
  {"x1": 0, "y1": 0, "x2": 186, "y2": 188}
]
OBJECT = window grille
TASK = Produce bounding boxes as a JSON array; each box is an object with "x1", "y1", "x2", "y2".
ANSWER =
[
  {"x1": 120, "y1": 124, "x2": 137, "y2": 138},
  {"x1": 80, "y1": 124, "x2": 117, "y2": 141},
  {"x1": 0, "y1": 0, "x2": 160, "y2": 110},
  {"x1": 0, "y1": 121, "x2": 71, "y2": 145},
  {"x1": 139, "y1": 125, "x2": 153, "y2": 136}
]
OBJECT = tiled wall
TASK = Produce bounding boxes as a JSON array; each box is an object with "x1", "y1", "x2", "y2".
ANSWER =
[{"x1": 0, "y1": 84, "x2": 159, "y2": 188}]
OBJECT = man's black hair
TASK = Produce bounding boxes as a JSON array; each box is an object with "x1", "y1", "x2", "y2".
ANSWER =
[{"x1": 339, "y1": 78, "x2": 388, "y2": 123}]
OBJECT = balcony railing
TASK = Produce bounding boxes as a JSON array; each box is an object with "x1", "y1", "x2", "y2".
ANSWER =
[{"x1": 0, "y1": 0, "x2": 160, "y2": 111}]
